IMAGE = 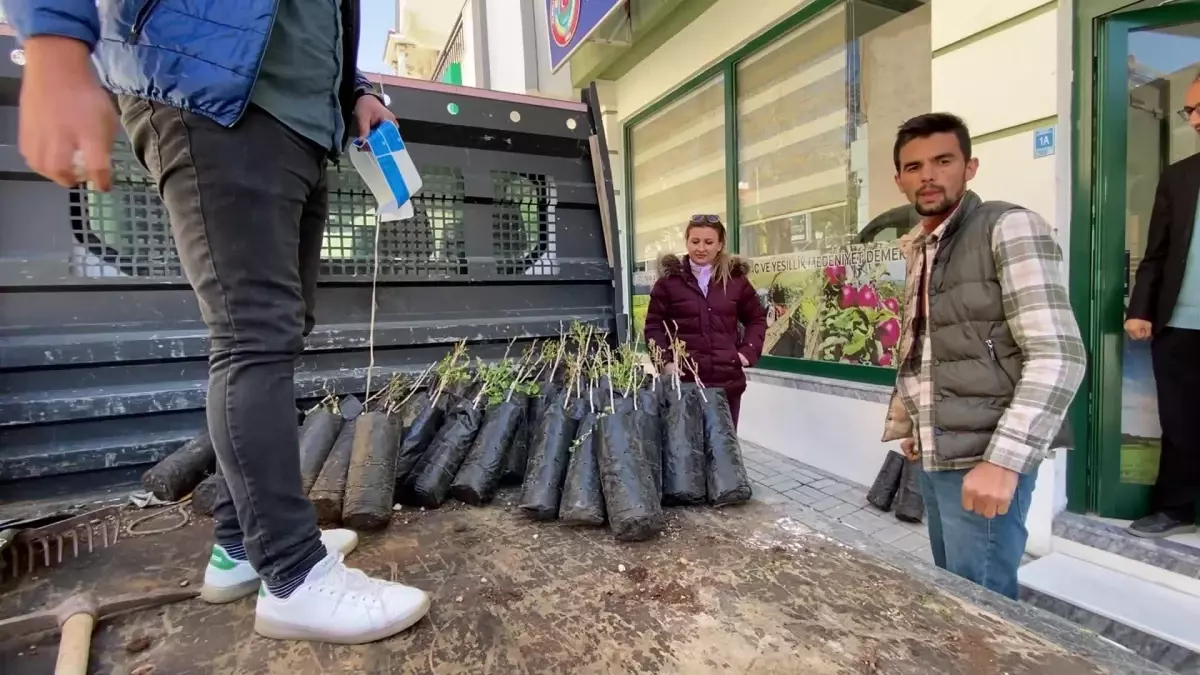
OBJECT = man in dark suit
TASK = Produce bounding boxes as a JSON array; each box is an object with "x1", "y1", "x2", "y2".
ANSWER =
[{"x1": 1125, "y1": 73, "x2": 1200, "y2": 538}]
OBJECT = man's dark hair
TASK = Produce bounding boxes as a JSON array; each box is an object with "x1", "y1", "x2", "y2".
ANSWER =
[{"x1": 893, "y1": 113, "x2": 972, "y2": 172}]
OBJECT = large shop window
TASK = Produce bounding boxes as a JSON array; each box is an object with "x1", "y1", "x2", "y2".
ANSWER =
[
  {"x1": 627, "y1": 0, "x2": 931, "y2": 379},
  {"x1": 628, "y1": 76, "x2": 727, "y2": 336}
]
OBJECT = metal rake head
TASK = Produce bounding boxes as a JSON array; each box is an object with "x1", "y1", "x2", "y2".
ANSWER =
[{"x1": 0, "y1": 505, "x2": 123, "y2": 581}]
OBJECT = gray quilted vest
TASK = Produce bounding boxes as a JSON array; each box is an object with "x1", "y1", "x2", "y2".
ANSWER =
[{"x1": 920, "y1": 192, "x2": 1072, "y2": 463}]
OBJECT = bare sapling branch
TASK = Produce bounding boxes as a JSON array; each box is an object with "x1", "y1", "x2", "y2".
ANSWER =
[
  {"x1": 683, "y1": 355, "x2": 708, "y2": 403},
  {"x1": 380, "y1": 373, "x2": 409, "y2": 414},
  {"x1": 545, "y1": 333, "x2": 566, "y2": 384},
  {"x1": 431, "y1": 340, "x2": 468, "y2": 405},
  {"x1": 605, "y1": 345, "x2": 616, "y2": 412},
  {"x1": 472, "y1": 358, "x2": 490, "y2": 408},
  {"x1": 362, "y1": 372, "x2": 398, "y2": 411},
  {"x1": 647, "y1": 340, "x2": 667, "y2": 387},
  {"x1": 394, "y1": 362, "x2": 436, "y2": 410},
  {"x1": 664, "y1": 322, "x2": 691, "y2": 399}
]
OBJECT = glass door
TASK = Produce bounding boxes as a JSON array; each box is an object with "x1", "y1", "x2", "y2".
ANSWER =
[{"x1": 1092, "y1": 5, "x2": 1200, "y2": 518}]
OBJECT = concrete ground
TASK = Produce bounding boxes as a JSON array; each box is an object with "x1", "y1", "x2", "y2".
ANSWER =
[
  {"x1": 739, "y1": 441, "x2": 938, "y2": 563},
  {"x1": 0, "y1": 469, "x2": 1159, "y2": 675}
]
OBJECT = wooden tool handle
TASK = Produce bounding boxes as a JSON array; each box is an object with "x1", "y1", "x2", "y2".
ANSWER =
[{"x1": 55, "y1": 612, "x2": 95, "y2": 675}]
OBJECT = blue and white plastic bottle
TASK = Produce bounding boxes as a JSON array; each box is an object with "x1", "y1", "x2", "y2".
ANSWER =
[{"x1": 349, "y1": 121, "x2": 423, "y2": 221}]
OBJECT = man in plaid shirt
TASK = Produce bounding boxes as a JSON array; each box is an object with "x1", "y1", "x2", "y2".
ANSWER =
[{"x1": 880, "y1": 113, "x2": 1087, "y2": 599}]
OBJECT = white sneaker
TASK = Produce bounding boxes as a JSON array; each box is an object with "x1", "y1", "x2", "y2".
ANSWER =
[
  {"x1": 199, "y1": 529, "x2": 359, "y2": 604},
  {"x1": 254, "y1": 552, "x2": 431, "y2": 644}
]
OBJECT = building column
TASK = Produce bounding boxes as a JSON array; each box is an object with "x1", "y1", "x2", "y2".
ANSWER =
[
  {"x1": 462, "y1": 0, "x2": 490, "y2": 89},
  {"x1": 590, "y1": 79, "x2": 627, "y2": 315}
]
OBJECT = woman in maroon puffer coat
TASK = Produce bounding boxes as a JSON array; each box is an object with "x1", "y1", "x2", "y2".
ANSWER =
[{"x1": 643, "y1": 215, "x2": 767, "y2": 428}]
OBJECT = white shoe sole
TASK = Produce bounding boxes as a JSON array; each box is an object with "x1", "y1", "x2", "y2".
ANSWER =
[
  {"x1": 200, "y1": 533, "x2": 360, "y2": 605},
  {"x1": 199, "y1": 578, "x2": 259, "y2": 605},
  {"x1": 253, "y1": 593, "x2": 431, "y2": 645}
]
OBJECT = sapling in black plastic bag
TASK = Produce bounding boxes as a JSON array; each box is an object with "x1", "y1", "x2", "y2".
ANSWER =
[
  {"x1": 559, "y1": 386, "x2": 606, "y2": 526},
  {"x1": 452, "y1": 351, "x2": 535, "y2": 505},
  {"x1": 867, "y1": 451, "x2": 906, "y2": 512},
  {"x1": 394, "y1": 344, "x2": 469, "y2": 491},
  {"x1": 660, "y1": 326, "x2": 707, "y2": 505},
  {"x1": 343, "y1": 411, "x2": 403, "y2": 530},
  {"x1": 399, "y1": 344, "x2": 488, "y2": 508},
  {"x1": 501, "y1": 393, "x2": 531, "y2": 484},
  {"x1": 342, "y1": 374, "x2": 415, "y2": 531},
  {"x1": 526, "y1": 337, "x2": 567, "y2": 436},
  {"x1": 499, "y1": 341, "x2": 548, "y2": 484},
  {"x1": 310, "y1": 415, "x2": 358, "y2": 526},
  {"x1": 297, "y1": 395, "x2": 345, "y2": 495},
  {"x1": 893, "y1": 457, "x2": 925, "y2": 523},
  {"x1": 595, "y1": 343, "x2": 664, "y2": 541},
  {"x1": 520, "y1": 332, "x2": 589, "y2": 520},
  {"x1": 393, "y1": 391, "x2": 442, "y2": 481},
  {"x1": 700, "y1": 386, "x2": 752, "y2": 506},
  {"x1": 639, "y1": 343, "x2": 673, "y2": 504},
  {"x1": 307, "y1": 394, "x2": 364, "y2": 526}
]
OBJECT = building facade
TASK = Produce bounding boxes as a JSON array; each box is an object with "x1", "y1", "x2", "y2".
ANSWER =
[
  {"x1": 557, "y1": 0, "x2": 1200, "y2": 660},
  {"x1": 393, "y1": 0, "x2": 575, "y2": 99},
  {"x1": 385, "y1": 0, "x2": 461, "y2": 79},
  {"x1": 582, "y1": 0, "x2": 1075, "y2": 548}
]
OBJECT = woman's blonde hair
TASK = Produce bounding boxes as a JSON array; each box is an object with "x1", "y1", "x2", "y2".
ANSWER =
[{"x1": 685, "y1": 216, "x2": 735, "y2": 288}]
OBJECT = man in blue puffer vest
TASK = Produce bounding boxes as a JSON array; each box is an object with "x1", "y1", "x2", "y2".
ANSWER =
[{"x1": 4, "y1": 0, "x2": 431, "y2": 644}]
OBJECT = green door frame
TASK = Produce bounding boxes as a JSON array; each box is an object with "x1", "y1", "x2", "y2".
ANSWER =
[{"x1": 1069, "y1": 0, "x2": 1200, "y2": 515}]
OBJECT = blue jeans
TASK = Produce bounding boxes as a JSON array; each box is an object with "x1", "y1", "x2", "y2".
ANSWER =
[{"x1": 918, "y1": 465, "x2": 1036, "y2": 600}]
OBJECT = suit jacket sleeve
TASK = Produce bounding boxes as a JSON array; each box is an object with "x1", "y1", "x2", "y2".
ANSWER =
[{"x1": 1127, "y1": 172, "x2": 1174, "y2": 323}]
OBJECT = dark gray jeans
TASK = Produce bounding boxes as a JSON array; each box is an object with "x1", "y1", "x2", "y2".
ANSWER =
[{"x1": 120, "y1": 98, "x2": 328, "y2": 585}]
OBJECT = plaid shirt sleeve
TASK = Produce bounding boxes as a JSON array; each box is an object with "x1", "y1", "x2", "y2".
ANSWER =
[{"x1": 985, "y1": 210, "x2": 1088, "y2": 474}]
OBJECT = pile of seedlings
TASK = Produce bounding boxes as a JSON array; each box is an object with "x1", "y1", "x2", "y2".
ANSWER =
[{"x1": 150, "y1": 323, "x2": 753, "y2": 543}]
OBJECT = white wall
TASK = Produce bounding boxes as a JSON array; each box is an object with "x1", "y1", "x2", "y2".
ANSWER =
[
  {"x1": 969, "y1": 132, "x2": 1058, "y2": 226},
  {"x1": 741, "y1": 383, "x2": 899, "y2": 488},
  {"x1": 931, "y1": 10, "x2": 1058, "y2": 137},
  {"x1": 485, "y1": 0, "x2": 530, "y2": 94},
  {"x1": 616, "y1": 0, "x2": 812, "y2": 121},
  {"x1": 931, "y1": 0, "x2": 1054, "y2": 49}
]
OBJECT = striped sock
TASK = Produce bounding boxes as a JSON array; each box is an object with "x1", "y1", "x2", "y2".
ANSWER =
[
  {"x1": 266, "y1": 555, "x2": 321, "y2": 599},
  {"x1": 218, "y1": 541, "x2": 248, "y2": 562}
]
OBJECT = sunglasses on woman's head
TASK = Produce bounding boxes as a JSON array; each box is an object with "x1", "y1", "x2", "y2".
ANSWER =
[{"x1": 689, "y1": 214, "x2": 721, "y2": 224}]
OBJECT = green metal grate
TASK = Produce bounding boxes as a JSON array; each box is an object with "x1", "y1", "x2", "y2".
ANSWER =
[
  {"x1": 69, "y1": 141, "x2": 181, "y2": 278},
  {"x1": 320, "y1": 164, "x2": 468, "y2": 277},
  {"x1": 491, "y1": 172, "x2": 557, "y2": 275},
  {"x1": 68, "y1": 142, "x2": 469, "y2": 280}
]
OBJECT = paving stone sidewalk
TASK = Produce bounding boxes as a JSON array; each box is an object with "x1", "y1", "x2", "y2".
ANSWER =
[{"x1": 739, "y1": 440, "x2": 936, "y2": 565}]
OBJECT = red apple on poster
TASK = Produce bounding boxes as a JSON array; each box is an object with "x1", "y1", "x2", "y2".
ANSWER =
[
  {"x1": 839, "y1": 284, "x2": 858, "y2": 309},
  {"x1": 857, "y1": 285, "x2": 880, "y2": 308},
  {"x1": 877, "y1": 318, "x2": 901, "y2": 349},
  {"x1": 824, "y1": 264, "x2": 846, "y2": 286},
  {"x1": 883, "y1": 297, "x2": 900, "y2": 314},
  {"x1": 875, "y1": 352, "x2": 893, "y2": 367}
]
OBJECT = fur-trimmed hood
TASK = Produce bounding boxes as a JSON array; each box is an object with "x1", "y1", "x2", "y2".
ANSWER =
[{"x1": 658, "y1": 254, "x2": 750, "y2": 278}]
